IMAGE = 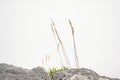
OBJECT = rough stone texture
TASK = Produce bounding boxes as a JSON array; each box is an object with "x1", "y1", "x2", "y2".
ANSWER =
[
  {"x1": 52, "y1": 68, "x2": 120, "y2": 80},
  {"x1": 0, "y1": 63, "x2": 119, "y2": 80},
  {"x1": 0, "y1": 63, "x2": 51, "y2": 80}
]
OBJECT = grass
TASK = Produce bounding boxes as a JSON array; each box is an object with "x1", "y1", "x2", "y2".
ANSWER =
[
  {"x1": 68, "y1": 20, "x2": 80, "y2": 68},
  {"x1": 51, "y1": 20, "x2": 71, "y2": 68},
  {"x1": 48, "y1": 66, "x2": 68, "y2": 77},
  {"x1": 50, "y1": 19, "x2": 80, "y2": 69},
  {"x1": 48, "y1": 20, "x2": 80, "y2": 77}
]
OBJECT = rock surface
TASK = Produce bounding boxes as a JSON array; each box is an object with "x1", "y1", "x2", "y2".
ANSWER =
[
  {"x1": 0, "y1": 63, "x2": 51, "y2": 80},
  {"x1": 0, "y1": 63, "x2": 119, "y2": 80},
  {"x1": 52, "y1": 68, "x2": 120, "y2": 80}
]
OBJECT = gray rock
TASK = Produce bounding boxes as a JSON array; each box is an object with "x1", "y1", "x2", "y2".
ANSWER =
[
  {"x1": 52, "y1": 68, "x2": 120, "y2": 80},
  {"x1": 0, "y1": 63, "x2": 51, "y2": 80},
  {"x1": 0, "y1": 63, "x2": 119, "y2": 80}
]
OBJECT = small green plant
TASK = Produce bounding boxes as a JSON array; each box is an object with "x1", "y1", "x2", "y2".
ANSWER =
[{"x1": 49, "y1": 66, "x2": 68, "y2": 77}]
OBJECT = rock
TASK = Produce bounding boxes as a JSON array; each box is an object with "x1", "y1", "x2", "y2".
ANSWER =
[
  {"x1": 52, "y1": 68, "x2": 120, "y2": 80},
  {"x1": 0, "y1": 63, "x2": 51, "y2": 80},
  {"x1": 0, "y1": 63, "x2": 119, "y2": 80}
]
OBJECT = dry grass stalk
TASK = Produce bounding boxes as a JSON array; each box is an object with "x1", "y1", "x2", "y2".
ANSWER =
[
  {"x1": 42, "y1": 54, "x2": 50, "y2": 65},
  {"x1": 51, "y1": 20, "x2": 71, "y2": 68},
  {"x1": 51, "y1": 25, "x2": 64, "y2": 66},
  {"x1": 68, "y1": 19, "x2": 80, "y2": 68}
]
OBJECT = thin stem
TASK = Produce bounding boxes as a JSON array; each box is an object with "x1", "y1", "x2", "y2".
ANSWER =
[
  {"x1": 51, "y1": 20, "x2": 71, "y2": 68},
  {"x1": 51, "y1": 24, "x2": 64, "y2": 67},
  {"x1": 68, "y1": 19, "x2": 80, "y2": 68}
]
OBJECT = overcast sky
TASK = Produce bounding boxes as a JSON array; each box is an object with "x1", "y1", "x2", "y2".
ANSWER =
[{"x1": 0, "y1": 0, "x2": 120, "y2": 78}]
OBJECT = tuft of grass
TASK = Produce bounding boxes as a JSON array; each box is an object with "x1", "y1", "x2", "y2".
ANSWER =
[{"x1": 48, "y1": 66, "x2": 68, "y2": 77}]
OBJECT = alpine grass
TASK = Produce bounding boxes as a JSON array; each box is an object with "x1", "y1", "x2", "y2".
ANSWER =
[{"x1": 50, "y1": 20, "x2": 80, "y2": 69}]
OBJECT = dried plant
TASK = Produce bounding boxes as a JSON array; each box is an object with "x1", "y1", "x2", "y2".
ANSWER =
[
  {"x1": 51, "y1": 20, "x2": 71, "y2": 68},
  {"x1": 50, "y1": 20, "x2": 80, "y2": 69},
  {"x1": 51, "y1": 24, "x2": 64, "y2": 67},
  {"x1": 68, "y1": 20, "x2": 80, "y2": 68}
]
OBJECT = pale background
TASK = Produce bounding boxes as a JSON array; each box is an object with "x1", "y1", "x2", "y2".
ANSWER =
[{"x1": 0, "y1": 0, "x2": 120, "y2": 78}]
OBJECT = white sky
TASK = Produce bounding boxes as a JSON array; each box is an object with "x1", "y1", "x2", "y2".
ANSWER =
[{"x1": 0, "y1": 0, "x2": 120, "y2": 78}]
